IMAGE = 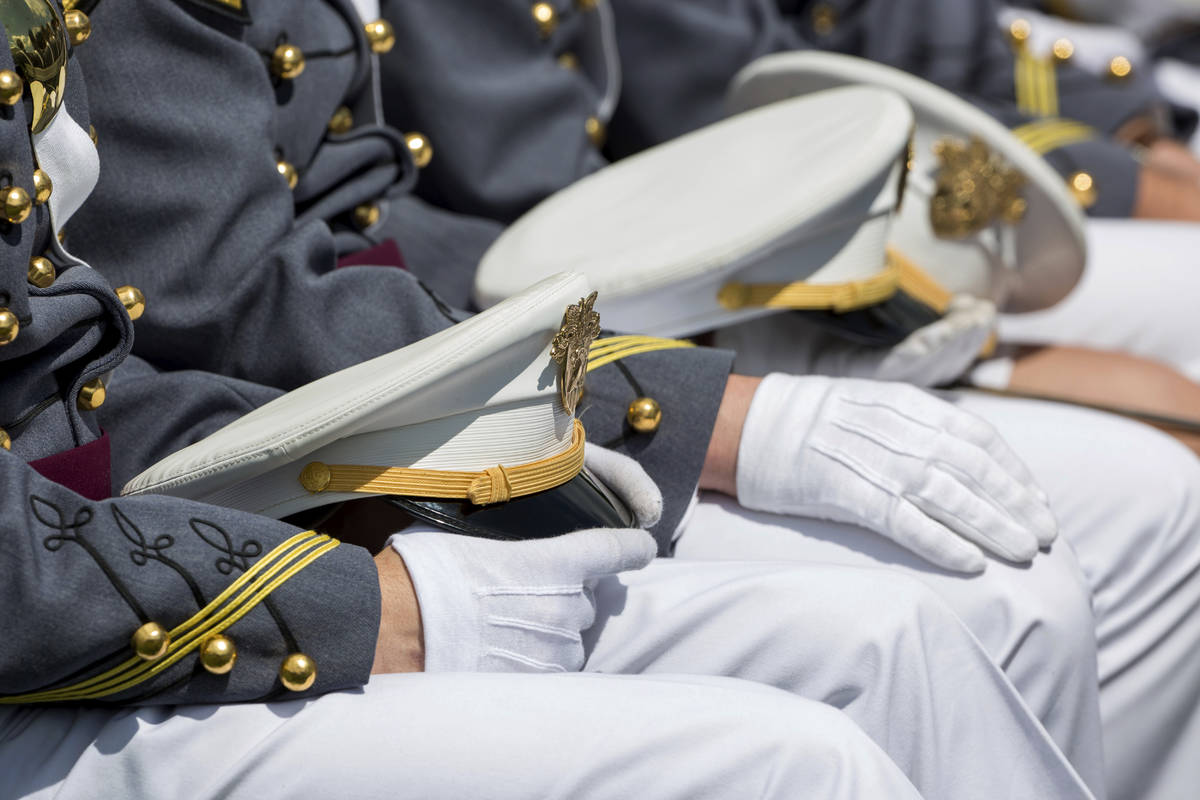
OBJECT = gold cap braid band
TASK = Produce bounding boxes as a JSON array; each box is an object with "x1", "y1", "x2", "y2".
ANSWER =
[
  {"x1": 299, "y1": 420, "x2": 586, "y2": 505},
  {"x1": 716, "y1": 262, "x2": 900, "y2": 312}
]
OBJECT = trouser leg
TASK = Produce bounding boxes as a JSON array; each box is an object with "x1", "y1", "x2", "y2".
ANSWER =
[
  {"x1": 585, "y1": 560, "x2": 1093, "y2": 800},
  {"x1": 950, "y1": 391, "x2": 1200, "y2": 800},
  {"x1": 0, "y1": 674, "x2": 922, "y2": 800}
]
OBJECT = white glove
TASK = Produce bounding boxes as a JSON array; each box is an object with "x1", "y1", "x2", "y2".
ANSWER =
[
  {"x1": 584, "y1": 443, "x2": 663, "y2": 529},
  {"x1": 715, "y1": 295, "x2": 997, "y2": 388},
  {"x1": 389, "y1": 526, "x2": 656, "y2": 672},
  {"x1": 736, "y1": 374, "x2": 1057, "y2": 573}
]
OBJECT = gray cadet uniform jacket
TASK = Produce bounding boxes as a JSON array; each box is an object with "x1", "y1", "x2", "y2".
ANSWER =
[
  {"x1": 0, "y1": 16, "x2": 378, "y2": 707},
  {"x1": 68, "y1": 0, "x2": 731, "y2": 551},
  {"x1": 377, "y1": 0, "x2": 1165, "y2": 219}
]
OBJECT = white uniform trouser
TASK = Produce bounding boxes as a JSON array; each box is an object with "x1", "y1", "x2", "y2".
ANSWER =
[
  {"x1": 998, "y1": 220, "x2": 1200, "y2": 382},
  {"x1": 679, "y1": 391, "x2": 1200, "y2": 800},
  {"x1": 0, "y1": 561, "x2": 1091, "y2": 800}
]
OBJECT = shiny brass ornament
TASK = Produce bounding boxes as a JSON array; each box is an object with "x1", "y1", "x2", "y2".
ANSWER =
[
  {"x1": 626, "y1": 397, "x2": 662, "y2": 433},
  {"x1": 1068, "y1": 171, "x2": 1097, "y2": 209},
  {"x1": 271, "y1": 43, "x2": 306, "y2": 80},
  {"x1": 0, "y1": 309, "x2": 17, "y2": 345},
  {"x1": 279, "y1": 652, "x2": 317, "y2": 691},
  {"x1": 77, "y1": 377, "x2": 106, "y2": 410},
  {"x1": 87, "y1": 123, "x2": 96, "y2": 145},
  {"x1": 1108, "y1": 55, "x2": 1133, "y2": 80},
  {"x1": 576, "y1": 0, "x2": 597, "y2": 9},
  {"x1": 550, "y1": 291, "x2": 601, "y2": 415},
  {"x1": 557, "y1": 51, "x2": 579, "y2": 71},
  {"x1": 115, "y1": 285, "x2": 145, "y2": 320},
  {"x1": 1051, "y1": 38, "x2": 1074, "y2": 62},
  {"x1": 63, "y1": 9, "x2": 89, "y2": 46},
  {"x1": 4, "y1": 186, "x2": 31, "y2": 224},
  {"x1": 0, "y1": 0, "x2": 68, "y2": 134},
  {"x1": 31, "y1": 168, "x2": 50, "y2": 204},
  {"x1": 0, "y1": 428, "x2": 10, "y2": 450},
  {"x1": 0, "y1": 69, "x2": 22, "y2": 105},
  {"x1": 585, "y1": 115, "x2": 605, "y2": 148},
  {"x1": 131, "y1": 621, "x2": 170, "y2": 661},
  {"x1": 363, "y1": 19, "x2": 395, "y2": 54},
  {"x1": 276, "y1": 158, "x2": 298, "y2": 190},
  {"x1": 353, "y1": 202, "x2": 380, "y2": 230},
  {"x1": 405, "y1": 131, "x2": 433, "y2": 169},
  {"x1": 199, "y1": 634, "x2": 237, "y2": 675},
  {"x1": 929, "y1": 136, "x2": 1027, "y2": 240},
  {"x1": 531, "y1": 2, "x2": 557, "y2": 38},
  {"x1": 28, "y1": 255, "x2": 54, "y2": 288},
  {"x1": 1008, "y1": 18, "x2": 1032, "y2": 47},
  {"x1": 328, "y1": 105, "x2": 353, "y2": 134},
  {"x1": 811, "y1": 3, "x2": 837, "y2": 36}
]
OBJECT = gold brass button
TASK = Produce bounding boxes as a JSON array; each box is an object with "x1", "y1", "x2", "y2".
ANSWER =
[
  {"x1": 585, "y1": 115, "x2": 605, "y2": 148},
  {"x1": 811, "y1": 3, "x2": 837, "y2": 36},
  {"x1": 279, "y1": 652, "x2": 317, "y2": 691},
  {"x1": 353, "y1": 202, "x2": 380, "y2": 230},
  {"x1": 1108, "y1": 55, "x2": 1133, "y2": 80},
  {"x1": 626, "y1": 397, "x2": 663, "y2": 433},
  {"x1": 363, "y1": 19, "x2": 395, "y2": 54},
  {"x1": 77, "y1": 377, "x2": 106, "y2": 411},
  {"x1": 64, "y1": 9, "x2": 90, "y2": 46},
  {"x1": 115, "y1": 285, "x2": 146, "y2": 320},
  {"x1": 1051, "y1": 38, "x2": 1074, "y2": 62},
  {"x1": 0, "y1": 428, "x2": 10, "y2": 450},
  {"x1": 199, "y1": 634, "x2": 237, "y2": 675},
  {"x1": 328, "y1": 105, "x2": 353, "y2": 134},
  {"x1": 0, "y1": 70, "x2": 22, "y2": 105},
  {"x1": 56, "y1": 227, "x2": 66, "y2": 244},
  {"x1": 299, "y1": 461, "x2": 332, "y2": 493},
  {"x1": 405, "y1": 131, "x2": 433, "y2": 169},
  {"x1": 1068, "y1": 171, "x2": 1097, "y2": 208},
  {"x1": 131, "y1": 621, "x2": 170, "y2": 661},
  {"x1": 32, "y1": 169, "x2": 51, "y2": 205},
  {"x1": 28, "y1": 256, "x2": 55, "y2": 288},
  {"x1": 4, "y1": 186, "x2": 31, "y2": 224},
  {"x1": 276, "y1": 159, "x2": 299, "y2": 190},
  {"x1": 0, "y1": 309, "x2": 18, "y2": 346},
  {"x1": 1009, "y1": 18, "x2": 1032, "y2": 47},
  {"x1": 532, "y1": 2, "x2": 557, "y2": 38},
  {"x1": 271, "y1": 43, "x2": 306, "y2": 80},
  {"x1": 557, "y1": 51, "x2": 579, "y2": 71},
  {"x1": 88, "y1": 124, "x2": 97, "y2": 146}
]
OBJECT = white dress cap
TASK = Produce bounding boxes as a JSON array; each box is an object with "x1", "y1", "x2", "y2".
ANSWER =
[
  {"x1": 728, "y1": 51, "x2": 1086, "y2": 314},
  {"x1": 475, "y1": 86, "x2": 913, "y2": 338},
  {"x1": 124, "y1": 273, "x2": 608, "y2": 523}
]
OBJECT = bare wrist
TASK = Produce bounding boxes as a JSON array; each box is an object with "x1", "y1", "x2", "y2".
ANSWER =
[
  {"x1": 372, "y1": 547, "x2": 426, "y2": 673},
  {"x1": 699, "y1": 374, "x2": 762, "y2": 497}
]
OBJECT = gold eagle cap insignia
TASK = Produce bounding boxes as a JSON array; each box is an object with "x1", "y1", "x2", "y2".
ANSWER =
[
  {"x1": 551, "y1": 291, "x2": 601, "y2": 415},
  {"x1": 929, "y1": 136, "x2": 1027, "y2": 240}
]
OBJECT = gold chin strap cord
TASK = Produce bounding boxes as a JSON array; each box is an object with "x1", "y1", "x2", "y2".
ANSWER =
[
  {"x1": 887, "y1": 249, "x2": 953, "y2": 315},
  {"x1": 717, "y1": 262, "x2": 901, "y2": 312},
  {"x1": 299, "y1": 420, "x2": 586, "y2": 505}
]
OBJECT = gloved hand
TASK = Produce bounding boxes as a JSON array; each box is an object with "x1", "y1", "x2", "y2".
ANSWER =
[
  {"x1": 584, "y1": 443, "x2": 663, "y2": 529},
  {"x1": 736, "y1": 374, "x2": 1057, "y2": 573},
  {"x1": 389, "y1": 526, "x2": 656, "y2": 672},
  {"x1": 715, "y1": 295, "x2": 996, "y2": 388}
]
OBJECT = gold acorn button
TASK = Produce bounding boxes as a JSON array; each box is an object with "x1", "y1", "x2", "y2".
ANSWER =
[
  {"x1": 299, "y1": 461, "x2": 331, "y2": 493},
  {"x1": 0, "y1": 70, "x2": 22, "y2": 106},
  {"x1": 77, "y1": 378, "x2": 106, "y2": 411},
  {"x1": 811, "y1": 3, "x2": 837, "y2": 36},
  {"x1": 271, "y1": 43, "x2": 306, "y2": 80},
  {"x1": 328, "y1": 105, "x2": 353, "y2": 134},
  {"x1": 4, "y1": 186, "x2": 31, "y2": 224},
  {"x1": 626, "y1": 397, "x2": 663, "y2": 433},
  {"x1": 1051, "y1": 38, "x2": 1074, "y2": 62},
  {"x1": 131, "y1": 621, "x2": 170, "y2": 661},
  {"x1": 364, "y1": 19, "x2": 395, "y2": 54},
  {"x1": 280, "y1": 652, "x2": 317, "y2": 691},
  {"x1": 32, "y1": 170, "x2": 52, "y2": 205},
  {"x1": 1068, "y1": 171, "x2": 1097, "y2": 209},
  {"x1": 585, "y1": 115, "x2": 606, "y2": 148},
  {"x1": 28, "y1": 257, "x2": 56, "y2": 289},
  {"x1": 1108, "y1": 56, "x2": 1133, "y2": 80},
  {"x1": 276, "y1": 159, "x2": 299, "y2": 190},
  {"x1": 0, "y1": 428, "x2": 10, "y2": 450},
  {"x1": 116, "y1": 285, "x2": 146, "y2": 320},
  {"x1": 1009, "y1": 18, "x2": 1032, "y2": 48},
  {"x1": 64, "y1": 9, "x2": 91, "y2": 46},
  {"x1": 532, "y1": 2, "x2": 558, "y2": 39},
  {"x1": 353, "y1": 202, "x2": 380, "y2": 230},
  {"x1": 405, "y1": 132, "x2": 433, "y2": 169},
  {"x1": 200, "y1": 634, "x2": 238, "y2": 675},
  {"x1": 0, "y1": 309, "x2": 18, "y2": 346}
]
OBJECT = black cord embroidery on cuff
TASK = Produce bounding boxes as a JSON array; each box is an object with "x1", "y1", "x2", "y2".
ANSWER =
[{"x1": 113, "y1": 506, "x2": 207, "y2": 609}]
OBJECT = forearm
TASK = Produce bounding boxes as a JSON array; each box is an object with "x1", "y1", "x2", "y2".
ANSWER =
[{"x1": 699, "y1": 374, "x2": 762, "y2": 497}]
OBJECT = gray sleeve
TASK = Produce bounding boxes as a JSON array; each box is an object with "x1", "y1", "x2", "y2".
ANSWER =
[{"x1": 0, "y1": 450, "x2": 380, "y2": 707}]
